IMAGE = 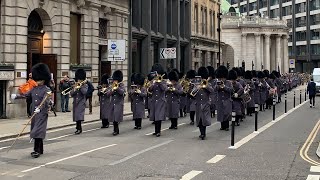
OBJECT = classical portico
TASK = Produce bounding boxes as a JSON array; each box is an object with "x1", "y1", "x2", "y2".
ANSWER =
[{"x1": 221, "y1": 15, "x2": 290, "y2": 73}]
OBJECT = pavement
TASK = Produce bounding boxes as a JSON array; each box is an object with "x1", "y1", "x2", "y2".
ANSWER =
[{"x1": 1, "y1": 85, "x2": 319, "y2": 180}]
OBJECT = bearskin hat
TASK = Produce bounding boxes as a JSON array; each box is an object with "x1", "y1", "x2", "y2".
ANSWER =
[
  {"x1": 148, "y1": 73, "x2": 154, "y2": 81},
  {"x1": 130, "y1": 73, "x2": 137, "y2": 83},
  {"x1": 257, "y1": 71, "x2": 265, "y2": 79},
  {"x1": 244, "y1": 70, "x2": 252, "y2": 79},
  {"x1": 75, "y1": 69, "x2": 86, "y2": 81},
  {"x1": 172, "y1": 68, "x2": 180, "y2": 76},
  {"x1": 163, "y1": 72, "x2": 168, "y2": 79},
  {"x1": 207, "y1": 66, "x2": 215, "y2": 79},
  {"x1": 198, "y1": 66, "x2": 209, "y2": 79},
  {"x1": 186, "y1": 70, "x2": 197, "y2": 79},
  {"x1": 228, "y1": 69, "x2": 237, "y2": 80},
  {"x1": 32, "y1": 63, "x2": 51, "y2": 86},
  {"x1": 179, "y1": 72, "x2": 184, "y2": 79},
  {"x1": 101, "y1": 74, "x2": 110, "y2": 85},
  {"x1": 112, "y1": 70, "x2": 123, "y2": 82},
  {"x1": 263, "y1": 70, "x2": 270, "y2": 78},
  {"x1": 151, "y1": 63, "x2": 165, "y2": 75},
  {"x1": 239, "y1": 67, "x2": 245, "y2": 77},
  {"x1": 272, "y1": 70, "x2": 280, "y2": 78},
  {"x1": 168, "y1": 71, "x2": 179, "y2": 81},
  {"x1": 270, "y1": 73, "x2": 276, "y2": 79},
  {"x1": 232, "y1": 67, "x2": 240, "y2": 77},
  {"x1": 134, "y1": 73, "x2": 145, "y2": 86},
  {"x1": 216, "y1": 65, "x2": 229, "y2": 79},
  {"x1": 252, "y1": 70, "x2": 257, "y2": 78}
]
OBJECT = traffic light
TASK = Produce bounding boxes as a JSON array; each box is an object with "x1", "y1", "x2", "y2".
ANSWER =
[
  {"x1": 227, "y1": 61, "x2": 230, "y2": 69},
  {"x1": 217, "y1": 13, "x2": 222, "y2": 33}
]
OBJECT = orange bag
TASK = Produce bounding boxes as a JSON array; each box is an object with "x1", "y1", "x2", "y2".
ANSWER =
[{"x1": 18, "y1": 79, "x2": 37, "y2": 94}]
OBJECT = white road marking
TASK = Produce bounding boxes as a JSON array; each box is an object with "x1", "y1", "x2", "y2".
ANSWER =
[
  {"x1": 21, "y1": 144, "x2": 117, "y2": 173},
  {"x1": 310, "y1": 166, "x2": 320, "y2": 173},
  {"x1": 306, "y1": 175, "x2": 320, "y2": 180},
  {"x1": 230, "y1": 100, "x2": 307, "y2": 149},
  {"x1": 47, "y1": 127, "x2": 103, "y2": 141},
  {"x1": 206, "y1": 155, "x2": 226, "y2": 164},
  {"x1": 180, "y1": 170, "x2": 203, "y2": 180},
  {"x1": 0, "y1": 146, "x2": 9, "y2": 150},
  {"x1": 109, "y1": 140, "x2": 173, "y2": 165},
  {"x1": 145, "y1": 123, "x2": 186, "y2": 136},
  {"x1": 192, "y1": 122, "x2": 219, "y2": 133}
]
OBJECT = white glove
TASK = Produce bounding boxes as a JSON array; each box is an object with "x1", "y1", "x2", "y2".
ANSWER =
[
  {"x1": 234, "y1": 93, "x2": 238, "y2": 98},
  {"x1": 11, "y1": 94, "x2": 17, "y2": 100},
  {"x1": 34, "y1": 107, "x2": 40, "y2": 114}
]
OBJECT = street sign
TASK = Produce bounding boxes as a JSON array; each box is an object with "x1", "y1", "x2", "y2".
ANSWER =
[
  {"x1": 160, "y1": 48, "x2": 176, "y2": 59},
  {"x1": 107, "y1": 39, "x2": 126, "y2": 61},
  {"x1": 289, "y1": 59, "x2": 295, "y2": 69}
]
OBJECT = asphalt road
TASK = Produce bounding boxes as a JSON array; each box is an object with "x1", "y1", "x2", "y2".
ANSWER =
[{"x1": 0, "y1": 88, "x2": 319, "y2": 180}]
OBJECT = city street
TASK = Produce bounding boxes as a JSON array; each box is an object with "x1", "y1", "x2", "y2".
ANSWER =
[{"x1": 0, "y1": 87, "x2": 319, "y2": 180}]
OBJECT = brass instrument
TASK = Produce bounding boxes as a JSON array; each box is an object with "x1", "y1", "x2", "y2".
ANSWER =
[
  {"x1": 179, "y1": 75, "x2": 190, "y2": 94},
  {"x1": 131, "y1": 85, "x2": 141, "y2": 94},
  {"x1": 167, "y1": 80, "x2": 175, "y2": 91},
  {"x1": 112, "y1": 81, "x2": 122, "y2": 91},
  {"x1": 61, "y1": 79, "x2": 87, "y2": 95},
  {"x1": 190, "y1": 77, "x2": 209, "y2": 97},
  {"x1": 240, "y1": 84, "x2": 252, "y2": 103},
  {"x1": 154, "y1": 74, "x2": 165, "y2": 83}
]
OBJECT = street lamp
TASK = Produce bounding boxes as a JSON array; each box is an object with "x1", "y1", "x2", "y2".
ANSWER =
[{"x1": 217, "y1": 4, "x2": 222, "y2": 67}]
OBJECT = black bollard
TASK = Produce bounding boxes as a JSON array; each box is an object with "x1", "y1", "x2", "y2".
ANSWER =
[
  {"x1": 305, "y1": 89, "x2": 307, "y2": 101},
  {"x1": 230, "y1": 112, "x2": 236, "y2": 148},
  {"x1": 273, "y1": 97, "x2": 276, "y2": 121},
  {"x1": 300, "y1": 89, "x2": 302, "y2": 104},
  {"x1": 294, "y1": 91, "x2": 296, "y2": 108},
  {"x1": 254, "y1": 104, "x2": 259, "y2": 132},
  {"x1": 285, "y1": 93, "x2": 287, "y2": 113}
]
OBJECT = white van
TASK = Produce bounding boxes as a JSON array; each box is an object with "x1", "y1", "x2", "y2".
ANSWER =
[{"x1": 312, "y1": 68, "x2": 320, "y2": 93}]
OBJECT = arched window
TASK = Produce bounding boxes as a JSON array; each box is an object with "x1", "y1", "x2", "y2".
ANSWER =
[{"x1": 28, "y1": 11, "x2": 43, "y2": 33}]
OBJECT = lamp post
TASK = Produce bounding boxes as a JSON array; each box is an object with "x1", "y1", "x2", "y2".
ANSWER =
[{"x1": 217, "y1": 4, "x2": 222, "y2": 67}]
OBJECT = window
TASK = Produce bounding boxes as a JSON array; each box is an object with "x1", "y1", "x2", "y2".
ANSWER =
[
  {"x1": 296, "y1": 16, "x2": 306, "y2": 27},
  {"x1": 296, "y1": 45, "x2": 307, "y2": 55},
  {"x1": 240, "y1": 5, "x2": 247, "y2": 13},
  {"x1": 167, "y1": 0, "x2": 172, "y2": 34},
  {"x1": 180, "y1": 1, "x2": 184, "y2": 37},
  {"x1": 132, "y1": 0, "x2": 141, "y2": 28},
  {"x1": 230, "y1": 0, "x2": 238, "y2": 5},
  {"x1": 70, "y1": 13, "x2": 81, "y2": 64},
  {"x1": 270, "y1": 8, "x2": 279, "y2": 18},
  {"x1": 311, "y1": 44, "x2": 320, "y2": 55},
  {"x1": 295, "y1": 3, "x2": 306, "y2": 13},
  {"x1": 99, "y1": 19, "x2": 108, "y2": 39},
  {"x1": 311, "y1": 14, "x2": 320, "y2": 25},
  {"x1": 289, "y1": 33, "x2": 293, "y2": 42},
  {"x1": 213, "y1": 11, "x2": 216, "y2": 38},
  {"x1": 259, "y1": 0, "x2": 268, "y2": 8},
  {"x1": 282, "y1": 6, "x2": 292, "y2": 16},
  {"x1": 271, "y1": 0, "x2": 279, "y2": 6},
  {"x1": 201, "y1": 7, "x2": 204, "y2": 35},
  {"x1": 289, "y1": 46, "x2": 293, "y2": 56},
  {"x1": 311, "y1": 29, "x2": 320, "y2": 40},
  {"x1": 204, "y1": 8, "x2": 208, "y2": 35},
  {"x1": 287, "y1": 19, "x2": 292, "y2": 27},
  {"x1": 296, "y1": 31, "x2": 306, "y2": 41},
  {"x1": 311, "y1": 0, "x2": 320, "y2": 11},
  {"x1": 151, "y1": 0, "x2": 158, "y2": 32},
  {"x1": 210, "y1": 10, "x2": 213, "y2": 37},
  {"x1": 249, "y1": 2, "x2": 257, "y2": 11},
  {"x1": 194, "y1": 4, "x2": 198, "y2": 33}
]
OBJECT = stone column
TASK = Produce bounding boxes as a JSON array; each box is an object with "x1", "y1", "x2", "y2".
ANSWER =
[
  {"x1": 255, "y1": 33, "x2": 261, "y2": 70},
  {"x1": 241, "y1": 33, "x2": 247, "y2": 62},
  {"x1": 283, "y1": 35, "x2": 289, "y2": 73},
  {"x1": 276, "y1": 34, "x2": 281, "y2": 72},
  {"x1": 264, "y1": 34, "x2": 271, "y2": 71}
]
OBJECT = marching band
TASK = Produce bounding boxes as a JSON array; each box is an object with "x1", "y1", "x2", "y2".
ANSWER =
[{"x1": 11, "y1": 62, "x2": 309, "y2": 158}]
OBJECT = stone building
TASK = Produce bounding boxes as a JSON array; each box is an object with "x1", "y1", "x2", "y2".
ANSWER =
[
  {"x1": 0, "y1": 0, "x2": 129, "y2": 118},
  {"x1": 221, "y1": 14, "x2": 290, "y2": 72},
  {"x1": 191, "y1": 0, "x2": 220, "y2": 70}
]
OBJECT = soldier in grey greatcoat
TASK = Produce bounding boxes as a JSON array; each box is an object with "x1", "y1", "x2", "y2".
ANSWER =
[
  {"x1": 258, "y1": 71, "x2": 268, "y2": 111},
  {"x1": 244, "y1": 70, "x2": 256, "y2": 116},
  {"x1": 186, "y1": 70, "x2": 197, "y2": 125},
  {"x1": 108, "y1": 70, "x2": 126, "y2": 136},
  {"x1": 207, "y1": 66, "x2": 217, "y2": 118},
  {"x1": 98, "y1": 74, "x2": 111, "y2": 129},
  {"x1": 214, "y1": 66, "x2": 233, "y2": 131},
  {"x1": 148, "y1": 63, "x2": 167, "y2": 137},
  {"x1": 129, "y1": 73, "x2": 147, "y2": 129},
  {"x1": 145, "y1": 73, "x2": 153, "y2": 119},
  {"x1": 166, "y1": 71, "x2": 183, "y2": 129},
  {"x1": 71, "y1": 69, "x2": 88, "y2": 135},
  {"x1": 272, "y1": 71, "x2": 283, "y2": 103},
  {"x1": 194, "y1": 67, "x2": 214, "y2": 140},
  {"x1": 12, "y1": 63, "x2": 52, "y2": 158},
  {"x1": 229, "y1": 70, "x2": 244, "y2": 126},
  {"x1": 178, "y1": 72, "x2": 187, "y2": 117}
]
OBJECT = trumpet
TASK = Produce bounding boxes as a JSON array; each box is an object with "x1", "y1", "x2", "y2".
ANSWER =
[
  {"x1": 131, "y1": 85, "x2": 141, "y2": 94},
  {"x1": 167, "y1": 80, "x2": 175, "y2": 91},
  {"x1": 61, "y1": 79, "x2": 87, "y2": 95},
  {"x1": 111, "y1": 81, "x2": 122, "y2": 91},
  {"x1": 154, "y1": 74, "x2": 165, "y2": 83}
]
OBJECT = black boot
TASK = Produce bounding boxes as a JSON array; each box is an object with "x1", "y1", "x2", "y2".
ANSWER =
[
  {"x1": 180, "y1": 109, "x2": 184, "y2": 118},
  {"x1": 75, "y1": 121, "x2": 82, "y2": 135},
  {"x1": 101, "y1": 119, "x2": 109, "y2": 128},
  {"x1": 113, "y1": 122, "x2": 119, "y2": 136}
]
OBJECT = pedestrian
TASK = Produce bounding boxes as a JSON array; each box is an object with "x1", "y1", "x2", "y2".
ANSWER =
[
  {"x1": 86, "y1": 79, "x2": 95, "y2": 114},
  {"x1": 98, "y1": 74, "x2": 111, "y2": 128},
  {"x1": 71, "y1": 69, "x2": 88, "y2": 135},
  {"x1": 129, "y1": 73, "x2": 146, "y2": 129},
  {"x1": 12, "y1": 63, "x2": 52, "y2": 158},
  {"x1": 166, "y1": 70, "x2": 183, "y2": 129},
  {"x1": 59, "y1": 75, "x2": 71, "y2": 112},
  {"x1": 108, "y1": 70, "x2": 126, "y2": 136},
  {"x1": 307, "y1": 78, "x2": 316, "y2": 108},
  {"x1": 194, "y1": 67, "x2": 213, "y2": 140},
  {"x1": 214, "y1": 65, "x2": 233, "y2": 131},
  {"x1": 148, "y1": 63, "x2": 167, "y2": 137}
]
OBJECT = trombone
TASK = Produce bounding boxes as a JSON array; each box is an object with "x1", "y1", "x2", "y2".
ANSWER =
[
  {"x1": 190, "y1": 78, "x2": 209, "y2": 97},
  {"x1": 61, "y1": 79, "x2": 87, "y2": 95}
]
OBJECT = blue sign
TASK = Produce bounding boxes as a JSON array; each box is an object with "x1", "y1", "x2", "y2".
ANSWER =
[{"x1": 111, "y1": 43, "x2": 117, "y2": 49}]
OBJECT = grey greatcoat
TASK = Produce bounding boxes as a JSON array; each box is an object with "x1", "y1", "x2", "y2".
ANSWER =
[
  {"x1": 231, "y1": 81, "x2": 244, "y2": 116},
  {"x1": 186, "y1": 80, "x2": 197, "y2": 113},
  {"x1": 108, "y1": 83, "x2": 126, "y2": 122},
  {"x1": 180, "y1": 93, "x2": 187, "y2": 110},
  {"x1": 195, "y1": 85, "x2": 214, "y2": 126},
  {"x1": 260, "y1": 79, "x2": 269, "y2": 104},
  {"x1": 129, "y1": 86, "x2": 147, "y2": 119},
  {"x1": 245, "y1": 79, "x2": 256, "y2": 108},
  {"x1": 71, "y1": 84, "x2": 88, "y2": 122},
  {"x1": 253, "y1": 79, "x2": 262, "y2": 105},
  {"x1": 237, "y1": 78, "x2": 246, "y2": 113},
  {"x1": 214, "y1": 80, "x2": 233, "y2": 122},
  {"x1": 149, "y1": 81, "x2": 168, "y2": 121},
  {"x1": 166, "y1": 84, "x2": 183, "y2": 118},
  {"x1": 98, "y1": 89, "x2": 111, "y2": 120},
  {"x1": 209, "y1": 79, "x2": 217, "y2": 112},
  {"x1": 20, "y1": 85, "x2": 51, "y2": 139}
]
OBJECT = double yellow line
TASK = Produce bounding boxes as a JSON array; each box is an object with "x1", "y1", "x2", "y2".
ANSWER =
[{"x1": 300, "y1": 119, "x2": 320, "y2": 166}]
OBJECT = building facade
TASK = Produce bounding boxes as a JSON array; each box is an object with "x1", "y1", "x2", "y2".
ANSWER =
[
  {"x1": 229, "y1": 0, "x2": 320, "y2": 73},
  {"x1": 130, "y1": 0, "x2": 191, "y2": 75},
  {"x1": 221, "y1": 14, "x2": 289, "y2": 72},
  {"x1": 191, "y1": 0, "x2": 220, "y2": 70},
  {"x1": 0, "y1": 0, "x2": 129, "y2": 118}
]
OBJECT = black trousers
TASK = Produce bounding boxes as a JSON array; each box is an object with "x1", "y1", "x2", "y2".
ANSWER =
[
  {"x1": 198, "y1": 119, "x2": 206, "y2": 136},
  {"x1": 170, "y1": 118, "x2": 178, "y2": 128},
  {"x1": 154, "y1": 121, "x2": 162, "y2": 134},
  {"x1": 221, "y1": 121, "x2": 229, "y2": 129},
  {"x1": 180, "y1": 109, "x2": 184, "y2": 117},
  {"x1": 113, "y1": 122, "x2": 119, "y2": 133},
  {"x1": 102, "y1": 119, "x2": 109, "y2": 127},
  {"x1": 190, "y1": 111, "x2": 195, "y2": 122},
  {"x1": 134, "y1": 118, "x2": 142, "y2": 127},
  {"x1": 76, "y1": 121, "x2": 82, "y2": 131},
  {"x1": 310, "y1": 95, "x2": 316, "y2": 106},
  {"x1": 34, "y1": 138, "x2": 43, "y2": 154},
  {"x1": 26, "y1": 97, "x2": 32, "y2": 116}
]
